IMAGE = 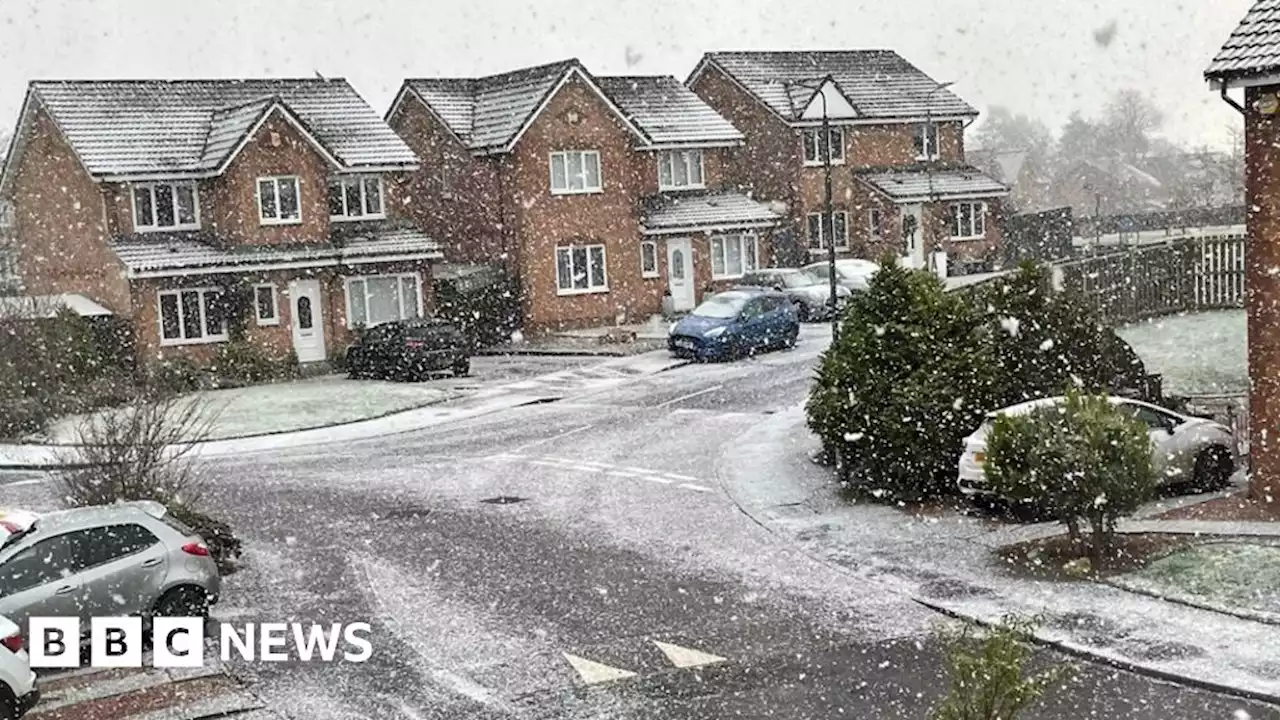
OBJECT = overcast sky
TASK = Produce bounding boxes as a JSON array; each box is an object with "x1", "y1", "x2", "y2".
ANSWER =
[{"x1": 0, "y1": 0, "x2": 1252, "y2": 151}]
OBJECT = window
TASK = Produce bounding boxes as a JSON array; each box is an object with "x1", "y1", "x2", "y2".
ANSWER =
[
  {"x1": 158, "y1": 287, "x2": 226, "y2": 345},
  {"x1": 254, "y1": 284, "x2": 279, "y2": 326},
  {"x1": 710, "y1": 232, "x2": 759, "y2": 279},
  {"x1": 132, "y1": 182, "x2": 199, "y2": 231},
  {"x1": 640, "y1": 241, "x2": 658, "y2": 278},
  {"x1": 0, "y1": 529, "x2": 106, "y2": 597},
  {"x1": 950, "y1": 202, "x2": 987, "y2": 240},
  {"x1": 914, "y1": 123, "x2": 940, "y2": 160},
  {"x1": 868, "y1": 208, "x2": 883, "y2": 240},
  {"x1": 0, "y1": 248, "x2": 18, "y2": 293},
  {"x1": 658, "y1": 149, "x2": 705, "y2": 190},
  {"x1": 802, "y1": 127, "x2": 844, "y2": 165},
  {"x1": 257, "y1": 176, "x2": 301, "y2": 224},
  {"x1": 345, "y1": 274, "x2": 421, "y2": 328},
  {"x1": 549, "y1": 151, "x2": 602, "y2": 194},
  {"x1": 806, "y1": 211, "x2": 850, "y2": 250},
  {"x1": 555, "y1": 244, "x2": 608, "y2": 294},
  {"x1": 327, "y1": 176, "x2": 385, "y2": 220},
  {"x1": 0, "y1": 201, "x2": 13, "y2": 229},
  {"x1": 91, "y1": 525, "x2": 159, "y2": 563}
]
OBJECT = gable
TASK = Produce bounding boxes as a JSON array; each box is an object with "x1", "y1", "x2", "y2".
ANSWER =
[
  {"x1": 513, "y1": 74, "x2": 641, "y2": 152},
  {"x1": 799, "y1": 79, "x2": 859, "y2": 121}
]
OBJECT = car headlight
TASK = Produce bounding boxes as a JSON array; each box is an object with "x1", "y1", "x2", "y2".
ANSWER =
[{"x1": 704, "y1": 326, "x2": 727, "y2": 339}]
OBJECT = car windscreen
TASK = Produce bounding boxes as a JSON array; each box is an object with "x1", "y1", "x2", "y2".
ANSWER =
[
  {"x1": 692, "y1": 293, "x2": 751, "y2": 318},
  {"x1": 783, "y1": 272, "x2": 818, "y2": 288}
]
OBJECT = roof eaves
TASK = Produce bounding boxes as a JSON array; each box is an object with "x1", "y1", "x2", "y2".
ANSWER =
[{"x1": 1, "y1": 87, "x2": 99, "y2": 192}]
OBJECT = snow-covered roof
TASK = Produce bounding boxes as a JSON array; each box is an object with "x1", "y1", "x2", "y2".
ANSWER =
[
  {"x1": 0, "y1": 293, "x2": 113, "y2": 318},
  {"x1": 112, "y1": 227, "x2": 441, "y2": 277},
  {"x1": 689, "y1": 51, "x2": 978, "y2": 123},
  {"x1": 594, "y1": 76, "x2": 743, "y2": 146},
  {"x1": 641, "y1": 191, "x2": 781, "y2": 235},
  {"x1": 1207, "y1": 0, "x2": 1280, "y2": 83},
  {"x1": 857, "y1": 167, "x2": 1009, "y2": 203},
  {"x1": 21, "y1": 79, "x2": 418, "y2": 178}
]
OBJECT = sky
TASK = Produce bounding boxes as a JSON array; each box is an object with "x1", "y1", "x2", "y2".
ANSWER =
[{"x1": 0, "y1": 0, "x2": 1253, "y2": 151}]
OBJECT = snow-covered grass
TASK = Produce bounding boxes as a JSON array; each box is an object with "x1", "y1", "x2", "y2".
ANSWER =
[
  {"x1": 1117, "y1": 541, "x2": 1280, "y2": 620},
  {"x1": 1117, "y1": 310, "x2": 1245, "y2": 395},
  {"x1": 41, "y1": 376, "x2": 458, "y2": 442}
]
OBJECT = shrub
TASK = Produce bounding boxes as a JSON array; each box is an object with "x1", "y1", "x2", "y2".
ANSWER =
[
  {"x1": 932, "y1": 615, "x2": 1068, "y2": 720},
  {"x1": 211, "y1": 340, "x2": 285, "y2": 385},
  {"x1": 145, "y1": 356, "x2": 205, "y2": 395},
  {"x1": 984, "y1": 390, "x2": 1158, "y2": 564},
  {"x1": 806, "y1": 257, "x2": 1000, "y2": 501}
]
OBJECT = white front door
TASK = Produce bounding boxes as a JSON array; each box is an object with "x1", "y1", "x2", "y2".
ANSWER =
[
  {"x1": 666, "y1": 238, "x2": 695, "y2": 311},
  {"x1": 288, "y1": 279, "x2": 326, "y2": 363},
  {"x1": 902, "y1": 204, "x2": 925, "y2": 269}
]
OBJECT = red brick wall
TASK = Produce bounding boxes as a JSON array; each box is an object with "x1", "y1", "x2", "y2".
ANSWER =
[
  {"x1": 689, "y1": 65, "x2": 798, "y2": 203},
  {"x1": 1245, "y1": 86, "x2": 1280, "y2": 509},
  {"x1": 10, "y1": 106, "x2": 132, "y2": 313}
]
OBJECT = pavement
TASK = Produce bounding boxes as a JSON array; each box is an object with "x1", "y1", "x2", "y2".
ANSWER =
[{"x1": 2, "y1": 323, "x2": 1277, "y2": 718}]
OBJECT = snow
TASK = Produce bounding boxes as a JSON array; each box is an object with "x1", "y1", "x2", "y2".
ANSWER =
[
  {"x1": 1115, "y1": 541, "x2": 1280, "y2": 621},
  {"x1": 1117, "y1": 310, "x2": 1246, "y2": 395}
]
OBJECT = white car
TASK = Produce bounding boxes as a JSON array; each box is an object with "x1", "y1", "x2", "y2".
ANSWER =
[
  {"x1": 957, "y1": 396, "x2": 1236, "y2": 498},
  {"x1": 0, "y1": 613, "x2": 37, "y2": 719},
  {"x1": 803, "y1": 259, "x2": 881, "y2": 292}
]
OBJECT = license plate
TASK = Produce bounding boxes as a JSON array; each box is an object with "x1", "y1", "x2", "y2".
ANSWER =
[{"x1": 674, "y1": 338, "x2": 697, "y2": 350}]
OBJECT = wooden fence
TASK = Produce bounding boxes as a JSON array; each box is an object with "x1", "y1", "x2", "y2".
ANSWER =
[{"x1": 1051, "y1": 232, "x2": 1245, "y2": 325}]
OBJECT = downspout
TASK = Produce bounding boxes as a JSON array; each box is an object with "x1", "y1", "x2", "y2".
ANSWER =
[{"x1": 1218, "y1": 84, "x2": 1246, "y2": 116}]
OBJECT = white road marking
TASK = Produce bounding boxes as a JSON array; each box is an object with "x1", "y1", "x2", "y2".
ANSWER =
[
  {"x1": 678, "y1": 483, "x2": 716, "y2": 494},
  {"x1": 528, "y1": 460, "x2": 589, "y2": 471},
  {"x1": 5, "y1": 478, "x2": 44, "y2": 487},
  {"x1": 513, "y1": 424, "x2": 593, "y2": 452},
  {"x1": 642, "y1": 476, "x2": 675, "y2": 485},
  {"x1": 654, "y1": 384, "x2": 725, "y2": 409},
  {"x1": 653, "y1": 640, "x2": 727, "y2": 669},
  {"x1": 661, "y1": 472, "x2": 698, "y2": 482},
  {"x1": 562, "y1": 653, "x2": 637, "y2": 685},
  {"x1": 605, "y1": 470, "x2": 643, "y2": 478}
]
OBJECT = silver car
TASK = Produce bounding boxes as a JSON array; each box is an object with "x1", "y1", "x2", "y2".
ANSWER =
[
  {"x1": 739, "y1": 269, "x2": 852, "y2": 321},
  {"x1": 957, "y1": 396, "x2": 1237, "y2": 498},
  {"x1": 0, "y1": 502, "x2": 220, "y2": 633},
  {"x1": 803, "y1": 259, "x2": 881, "y2": 292}
]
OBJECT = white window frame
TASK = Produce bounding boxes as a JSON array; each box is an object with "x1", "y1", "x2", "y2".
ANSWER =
[
  {"x1": 256, "y1": 175, "x2": 302, "y2": 225},
  {"x1": 0, "y1": 201, "x2": 15, "y2": 230},
  {"x1": 640, "y1": 240, "x2": 659, "y2": 278},
  {"x1": 915, "y1": 123, "x2": 940, "y2": 161},
  {"x1": 951, "y1": 201, "x2": 987, "y2": 240},
  {"x1": 868, "y1": 208, "x2": 883, "y2": 240},
  {"x1": 555, "y1": 244, "x2": 609, "y2": 295},
  {"x1": 343, "y1": 273, "x2": 424, "y2": 329},
  {"x1": 253, "y1": 283, "x2": 279, "y2": 326},
  {"x1": 802, "y1": 127, "x2": 845, "y2": 167},
  {"x1": 657, "y1": 149, "x2": 705, "y2": 191},
  {"x1": 157, "y1": 287, "x2": 228, "y2": 346},
  {"x1": 132, "y1": 181, "x2": 201, "y2": 232},
  {"x1": 710, "y1": 232, "x2": 759, "y2": 280},
  {"x1": 0, "y1": 247, "x2": 19, "y2": 293},
  {"x1": 805, "y1": 211, "x2": 850, "y2": 251},
  {"x1": 328, "y1": 176, "x2": 386, "y2": 221},
  {"x1": 549, "y1": 151, "x2": 603, "y2": 195}
]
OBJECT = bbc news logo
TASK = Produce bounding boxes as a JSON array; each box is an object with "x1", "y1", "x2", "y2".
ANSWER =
[{"x1": 28, "y1": 617, "x2": 373, "y2": 668}]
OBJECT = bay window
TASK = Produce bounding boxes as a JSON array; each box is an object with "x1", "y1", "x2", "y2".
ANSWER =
[
  {"x1": 658, "y1": 150, "x2": 704, "y2": 190},
  {"x1": 711, "y1": 232, "x2": 759, "y2": 279},
  {"x1": 951, "y1": 202, "x2": 987, "y2": 240},
  {"x1": 328, "y1": 176, "x2": 385, "y2": 220},
  {"x1": 555, "y1": 244, "x2": 608, "y2": 294},
  {"x1": 345, "y1": 274, "x2": 422, "y2": 328},
  {"x1": 133, "y1": 182, "x2": 199, "y2": 231},
  {"x1": 158, "y1": 288, "x2": 226, "y2": 345}
]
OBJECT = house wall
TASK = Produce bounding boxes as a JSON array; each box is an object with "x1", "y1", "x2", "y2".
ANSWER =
[
  {"x1": 9, "y1": 105, "x2": 131, "y2": 312},
  {"x1": 1244, "y1": 85, "x2": 1280, "y2": 510}
]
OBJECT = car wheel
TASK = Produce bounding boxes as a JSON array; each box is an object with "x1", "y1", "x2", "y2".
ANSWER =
[
  {"x1": 153, "y1": 586, "x2": 210, "y2": 619},
  {"x1": 785, "y1": 327, "x2": 799, "y2": 348},
  {"x1": 796, "y1": 303, "x2": 810, "y2": 323},
  {"x1": 452, "y1": 358, "x2": 471, "y2": 377},
  {"x1": 1192, "y1": 446, "x2": 1234, "y2": 491},
  {"x1": 0, "y1": 687, "x2": 17, "y2": 720}
]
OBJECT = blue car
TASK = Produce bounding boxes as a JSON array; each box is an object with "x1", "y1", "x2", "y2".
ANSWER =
[{"x1": 668, "y1": 288, "x2": 800, "y2": 361}]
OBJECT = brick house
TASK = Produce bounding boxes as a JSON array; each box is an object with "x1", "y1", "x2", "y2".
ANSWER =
[
  {"x1": 386, "y1": 59, "x2": 781, "y2": 333},
  {"x1": 0, "y1": 79, "x2": 438, "y2": 366},
  {"x1": 687, "y1": 51, "x2": 1008, "y2": 276},
  {"x1": 1207, "y1": 0, "x2": 1280, "y2": 509}
]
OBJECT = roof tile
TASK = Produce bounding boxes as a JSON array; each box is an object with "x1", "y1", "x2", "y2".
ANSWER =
[
  {"x1": 641, "y1": 192, "x2": 780, "y2": 234},
  {"x1": 1207, "y1": 0, "x2": 1280, "y2": 78},
  {"x1": 857, "y1": 167, "x2": 1008, "y2": 202},
  {"x1": 595, "y1": 76, "x2": 742, "y2": 145}
]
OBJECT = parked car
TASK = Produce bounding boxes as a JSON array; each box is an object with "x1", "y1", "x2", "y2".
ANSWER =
[
  {"x1": 803, "y1": 259, "x2": 881, "y2": 292},
  {"x1": 668, "y1": 288, "x2": 799, "y2": 361},
  {"x1": 0, "y1": 614, "x2": 37, "y2": 719},
  {"x1": 739, "y1": 269, "x2": 852, "y2": 321},
  {"x1": 957, "y1": 396, "x2": 1236, "y2": 500},
  {"x1": 346, "y1": 318, "x2": 471, "y2": 381},
  {"x1": 0, "y1": 502, "x2": 220, "y2": 637}
]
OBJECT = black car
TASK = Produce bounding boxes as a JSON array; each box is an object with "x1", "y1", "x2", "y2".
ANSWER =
[{"x1": 346, "y1": 318, "x2": 471, "y2": 381}]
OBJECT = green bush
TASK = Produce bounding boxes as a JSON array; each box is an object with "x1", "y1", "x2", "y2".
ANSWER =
[
  {"x1": 932, "y1": 615, "x2": 1068, "y2": 720},
  {"x1": 985, "y1": 390, "x2": 1158, "y2": 564},
  {"x1": 145, "y1": 356, "x2": 205, "y2": 395},
  {"x1": 806, "y1": 257, "x2": 999, "y2": 501},
  {"x1": 211, "y1": 340, "x2": 295, "y2": 385}
]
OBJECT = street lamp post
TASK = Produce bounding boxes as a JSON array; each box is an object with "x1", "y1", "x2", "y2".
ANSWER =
[
  {"x1": 788, "y1": 75, "x2": 840, "y2": 341},
  {"x1": 924, "y1": 80, "x2": 955, "y2": 276}
]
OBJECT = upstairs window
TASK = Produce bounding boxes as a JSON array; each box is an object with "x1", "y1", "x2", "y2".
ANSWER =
[
  {"x1": 257, "y1": 176, "x2": 301, "y2": 225},
  {"x1": 549, "y1": 151, "x2": 602, "y2": 194},
  {"x1": 951, "y1": 202, "x2": 987, "y2": 240},
  {"x1": 658, "y1": 150, "x2": 705, "y2": 190},
  {"x1": 914, "y1": 123, "x2": 940, "y2": 161},
  {"x1": 328, "y1": 177, "x2": 385, "y2": 220},
  {"x1": 868, "y1": 208, "x2": 883, "y2": 240},
  {"x1": 133, "y1": 182, "x2": 199, "y2": 231},
  {"x1": 806, "y1": 211, "x2": 850, "y2": 250},
  {"x1": 802, "y1": 128, "x2": 844, "y2": 166}
]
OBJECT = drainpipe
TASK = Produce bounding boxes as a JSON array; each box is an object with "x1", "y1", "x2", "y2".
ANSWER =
[{"x1": 1218, "y1": 85, "x2": 1246, "y2": 116}]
